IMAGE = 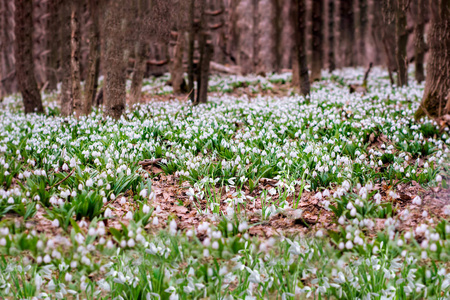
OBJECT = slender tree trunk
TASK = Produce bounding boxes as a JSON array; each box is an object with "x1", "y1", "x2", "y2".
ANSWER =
[
  {"x1": 395, "y1": 0, "x2": 408, "y2": 86},
  {"x1": 129, "y1": 0, "x2": 149, "y2": 107},
  {"x1": 358, "y1": 0, "x2": 367, "y2": 64},
  {"x1": 411, "y1": 0, "x2": 427, "y2": 83},
  {"x1": 171, "y1": 32, "x2": 187, "y2": 94},
  {"x1": 84, "y1": 0, "x2": 100, "y2": 115},
  {"x1": 415, "y1": 0, "x2": 450, "y2": 119},
  {"x1": 197, "y1": 41, "x2": 213, "y2": 104},
  {"x1": 187, "y1": 0, "x2": 195, "y2": 101},
  {"x1": 14, "y1": 0, "x2": 43, "y2": 114},
  {"x1": 310, "y1": 0, "x2": 323, "y2": 81},
  {"x1": 339, "y1": 0, "x2": 355, "y2": 67},
  {"x1": 71, "y1": 0, "x2": 82, "y2": 117},
  {"x1": 292, "y1": 0, "x2": 310, "y2": 96},
  {"x1": 104, "y1": 1, "x2": 128, "y2": 119},
  {"x1": 0, "y1": 0, "x2": 17, "y2": 96},
  {"x1": 328, "y1": 0, "x2": 336, "y2": 72},
  {"x1": 46, "y1": 0, "x2": 59, "y2": 91},
  {"x1": 129, "y1": 42, "x2": 148, "y2": 106},
  {"x1": 195, "y1": 0, "x2": 212, "y2": 104},
  {"x1": 60, "y1": 0, "x2": 72, "y2": 116}
]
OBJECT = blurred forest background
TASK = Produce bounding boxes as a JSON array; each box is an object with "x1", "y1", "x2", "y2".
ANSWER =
[{"x1": 0, "y1": 0, "x2": 449, "y2": 119}]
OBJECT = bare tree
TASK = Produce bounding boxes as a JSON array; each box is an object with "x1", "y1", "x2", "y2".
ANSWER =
[
  {"x1": 339, "y1": 0, "x2": 355, "y2": 67},
  {"x1": 103, "y1": 0, "x2": 128, "y2": 119},
  {"x1": 46, "y1": 0, "x2": 60, "y2": 91},
  {"x1": 0, "y1": 0, "x2": 17, "y2": 97},
  {"x1": 395, "y1": 0, "x2": 408, "y2": 86},
  {"x1": 129, "y1": 0, "x2": 149, "y2": 107},
  {"x1": 411, "y1": 0, "x2": 427, "y2": 83},
  {"x1": 415, "y1": 0, "x2": 450, "y2": 119},
  {"x1": 310, "y1": 0, "x2": 323, "y2": 81},
  {"x1": 292, "y1": 0, "x2": 310, "y2": 96},
  {"x1": 14, "y1": 0, "x2": 43, "y2": 114},
  {"x1": 60, "y1": 0, "x2": 72, "y2": 116},
  {"x1": 71, "y1": 0, "x2": 83, "y2": 117},
  {"x1": 358, "y1": 0, "x2": 368, "y2": 64},
  {"x1": 328, "y1": 0, "x2": 336, "y2": 72},
  {"x1": 83, "y1": 0, "x2": 101, "y2": 115}
]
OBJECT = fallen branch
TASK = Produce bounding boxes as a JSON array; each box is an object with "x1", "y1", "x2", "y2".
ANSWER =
[
  {"x1": 210, "y1": 61, "x2": 241, "y2": 75},
  {"x1": 46, "y1": 169, "x2": 75, "y2": 191},
  {"x1": 138, "y1": 158, "x2": 163, "y2": 167}
]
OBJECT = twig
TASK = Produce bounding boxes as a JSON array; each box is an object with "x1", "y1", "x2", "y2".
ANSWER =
[
  {"x1": 46, "y1": 169, "x2": 75, "y2": 191},
  {"x1": 138, "y1": 158, "x2": 163, "y2": 167}
]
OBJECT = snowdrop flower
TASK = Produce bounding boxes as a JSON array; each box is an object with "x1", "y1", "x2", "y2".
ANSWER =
[
  {"x1": 412, "y1": 196, "x2": 422, "y2": 205},
  {"x1": 86, "y1": 178, "x2": 93, "y2": 187},
  {"x1": 315, "y1": 230, "x2": 323, "y2": 238},
  {"x1": 51, "y1": 219, "x2": 60, "y2": 228},
  {"x1": 127, "y1": 239, "x2": 135, "y2": 247},
  {"x1": 65, "y1": 273, "x2": 72, "y2": 282},
  {"x1": 169, "y1": 220, "x2": 177, "y2": 235},
  {"x1": 104, "y1": 208, "x2": 112, "y2": 218},
  {"x1": 238, "y1": 221, "x2": 248, "y2": 232},
  {"x1": 152, "y1": 217, "x2": 159, "y2": 226},
  {"x1": 436, "y1": 174, "x2": 442, "y2": 182},
  {"x1": 143, "y1": 204, "x2": 150, "y2": 214},
  {"x1": 345, "y1": 241, "x2": 353, "y2": 249},
  {"x1": 125, "y1": 211, "x2": 133, "y2": 220},
  {"x1": 139, "y1": 189, "x2": 148, "y2": 198}
]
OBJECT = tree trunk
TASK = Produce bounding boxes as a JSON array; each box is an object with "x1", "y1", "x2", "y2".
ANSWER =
[
  {"x1": 46, "y1": 0, "x2": 59, "y2": 91},
  {"x1": 292, "y1": 0, "x2": 310, "y2": 96},
  {"x1": 60, "y1": 1, "x2": 72, "y2": 116},
  {"x1": 411, "y1": 0, "x2": 427, "y2": 83},
  {"x1": 187, "y1": 0, "x2": 195, "y2": 101},
  {"x1": 195, "y1": 0, "x2": 212, "y2": 104},
  {"x1": 129, "y1": 42, "x2": 148, "y2": 106},
  {"x1": 358, "y1": 0, "x2": 368, "y2": 64},
  {"x1": 171, "y1": 32, "x2": 187, "y2": 94},
  {"x1": 104, "y1": 1, "x2": 128, "y2": 119},
  {"x1": 395, "y1": 0, "x2": 408, "y2": 86},
  {"x1": 84, "y1": 0, "x2": 100, "y2": 115},
  {"x1": 71, "y1": 0, "x2": 82, "y2": 117},
  {"x1": 415, "y1": 0, "x2": 450, "y2": 119},
  {"x1": 310, "y1": 0, "x2": 323, "y2": 82},
  {"x1": 129, "y1": 0, "x2": 149, "y2": 107},
  {"x1": 197, "y1": 41, "x2": 213, "y2": 104},
  {"x1": 328, "y1": 0, "x2": 336, "y2": 72},
  {"x1": 0, "y1": 0, "x2": 17, "y2": 96},
  {"x1": 339, "y1": 0, "x2": 355, "y2": 67},
  {"x1": 14, "y1": 0, "x2": 43, "y2": 114}
]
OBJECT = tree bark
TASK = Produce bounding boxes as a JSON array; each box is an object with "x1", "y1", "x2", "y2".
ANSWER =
[
  {"x1": 339, "y1": 0, "x2": 355, "y2": 67},
  {"x1": 60, "y1": 0, "x2": 72, "y2": 116},
  {"x1": 415, "y1": 0, "x2": 450, "y2": 119},
  {"x1": 411, "y1": 0, "x2": 427, "y2": 83},
  {"x1": 328, "y1": 0, "x2": 336, "y2": 72},
  {"x1": 292, "y1": 0, "x2": 310, "y2": 96},
  {"x1": 310, "y1": 0, "x2": 323, "y2": 82},
  {"x1": 187, "y1": 0, "x2": 196, "y2": 101},
  {"x1": 358, "y1": 0, "x2": 368, "y2": 64},
  {"x1": 104, "y1": 1, "x2": 128, "y2": 119},
  {"x1": 71, "y1": 0, "x2": 83, "y2": 117},
  {"x1": 0, "y1": 0, "x2": 17, "y2": 96},
  {"x1": 171, "y1": 32, "x2": 187, "y2": 94},
  {"x1": 46, "y1": 0, "x2": 59, "y2": 91},
  {"x1": 129, "y1": 42, "x2": 148, "y2": 106},
  {"x1": 14, "y1": 0, "x2": 43, "y2": 114},
  {"x1": 395, "y1": 0, "x2": 408, "y2": 86},
  {"x1": 129, "y1": 0, "x2": 150, "y2": 107},
  {"x1": 84, "y1": 0, "x2": 100, "y2": 115}
]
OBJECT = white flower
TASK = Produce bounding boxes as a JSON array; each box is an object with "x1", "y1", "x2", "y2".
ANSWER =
[
  {"x1": 139, "y1": 189, "x2": 148, "y2": 198},
  {"x1": 436, "y1": 174, "x2": 442, "y2": 182},
  {"x1": 345, "y1": 241, "x2": 353, "y2": 249},
  {"x1": 51, "y1": 219, "x2": 60, "y2": 228},
  {"x1": 143, "y1": 204, "x2": 150, "y2": 214},
  {"x1": 86, "y1": 178, "x2": 93, "y2": 187},
  {"x1": 65, "y1": 273, "x2": 72, "y2": 282},
  {"x1": 412, "y1": 196, "x2": 422, "y2": 205},
  {"x1": 127, "y1": 239, "x2": 135, "y2": 247},
  {"x1": 104, "y1": 208, "x2": 112, "y2": 218},
  {"x1": 125, "y1": 211, "x2": 133, "y2": 220}
]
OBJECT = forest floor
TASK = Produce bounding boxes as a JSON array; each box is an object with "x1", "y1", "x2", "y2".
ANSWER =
[{"x1": 0, "y1": 67, "x2": 449, "y2": 299}]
